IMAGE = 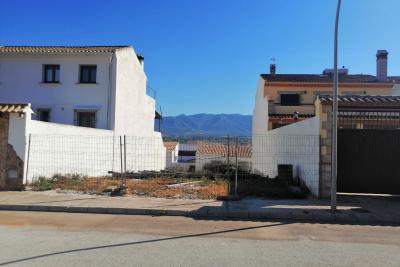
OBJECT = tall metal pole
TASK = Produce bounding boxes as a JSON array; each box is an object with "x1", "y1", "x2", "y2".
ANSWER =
[{"x1": 331, "y1": 0, "x2": 342, "y2": 212}]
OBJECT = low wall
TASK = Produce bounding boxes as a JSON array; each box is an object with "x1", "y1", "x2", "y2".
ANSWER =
[
  {"x1": 195, "y1": 154, "x2": 252, "y2": 172},
  {"x1": 26, "y1": 121, "x2": 165, "y2": 182},
  {"x1": 252, "y1": 117, "x2": 320, "y2": 197}
]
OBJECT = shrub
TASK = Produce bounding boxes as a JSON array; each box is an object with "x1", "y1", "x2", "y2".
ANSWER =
[{"x1": 30, "y1": 176, "x2": 54, "y2": 191}]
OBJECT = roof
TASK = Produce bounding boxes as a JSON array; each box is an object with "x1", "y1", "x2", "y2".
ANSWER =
[
  {"x1": 319, "y1": 95, "x2": 400, "y2": 108},
  {"x1": 0, "y1": 46, "x2": 130, "y2": 54},
  {"x1": 196, "y1": 142, "x2": 252, "y2": 158},
  {"x1": 164, "y1": 142, "x2": 178, "y2": 152},
  {"x1": 0, "y1": 103, "x2": 30, "y2": 113},
  {"x1": 269, "y1": 113, "x2": 314, "y2": 119},
  {"x1": 261, "y1": 74, "x2": 400, "y2": 84}
]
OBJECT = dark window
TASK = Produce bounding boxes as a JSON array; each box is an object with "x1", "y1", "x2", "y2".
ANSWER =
[
  {"x1": 37, "y1": 109, "x2": 51, "y2": 122},
  {"x1": 280, "y1": 94, "x2": 300, "y2": 106},
  {"x1": 43, "y1": 65, "x2": 60, "y2": 83},
  {"x1": 79, "y1": 65, "x2": 97, "y2": 83},
  {"x1": 74, "y1": 110, "x2": 96, "y2": 128}
]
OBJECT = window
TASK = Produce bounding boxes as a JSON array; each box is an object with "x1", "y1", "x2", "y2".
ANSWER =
[
  {"x1": 74, "y1": 110, "x2": 96, "y2": 128},
  {"x1": 37, "y1": 108, "x2": 51, "y2": 122},
  {"x1": 43, "y1": 65, "x2": 60, "y2": 83},
  {"x1": 280, "y1": 94, "x2": 300, "y2": 106},
  {"x1": 79, "y1": 65, "x2": 97, "y2": 83}
]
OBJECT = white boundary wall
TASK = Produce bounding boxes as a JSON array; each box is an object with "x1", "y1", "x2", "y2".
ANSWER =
[
  {"x1": 25, "y1": 121, "x2": 165, "y2": 182},
  {"x1": 252, "y1": 117, "x2": 320, "y2": 196}
]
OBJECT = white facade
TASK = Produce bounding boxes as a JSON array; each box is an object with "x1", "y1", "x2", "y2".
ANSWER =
[
  {"x1": 165, "y1": 144, "x2": 179, "y2": 168},
  {"x1": 252, "y1": 117, "x2": 320, "y2": 196},
  {"x1": 252, "y1": 77, "x2": 269, "y2": 135},
  {"x1": 1, "y1": 46, "x2": 166, "y2": 183},
  {"x1": 0, "y1": 46, "x2": 156, "y2": 136}
]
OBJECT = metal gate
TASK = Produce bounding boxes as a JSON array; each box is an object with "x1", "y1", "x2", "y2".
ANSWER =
[{"x1": 338, "y1": 110, "x2": 400, "y2": 194}]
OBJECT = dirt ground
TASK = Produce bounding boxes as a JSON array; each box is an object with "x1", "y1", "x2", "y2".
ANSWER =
[{"x1": 31, "y1": 177, "x2": 229, "y2": 199}]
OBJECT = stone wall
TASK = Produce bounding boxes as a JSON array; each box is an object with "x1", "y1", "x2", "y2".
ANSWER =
[
  {"x1": 316, "y1": 101, "x2": 332, "y2": 198},
  {"x1": 0, "y1": 114, "x2": 24, "y2": 190}
]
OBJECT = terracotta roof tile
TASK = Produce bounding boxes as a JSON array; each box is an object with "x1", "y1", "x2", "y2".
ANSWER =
[
  {"x1": 164, "y1": 142, "x2": 178, "y2": 152},
  {"x1": 196, "y1": 142, "x2": 252, "y2": 158},
  {"x1": 0, "y1": 103, "x2": 29, "y2": 113},
  {"x1": 0, "y1": 46, "x2": 130, "y2": 54}
]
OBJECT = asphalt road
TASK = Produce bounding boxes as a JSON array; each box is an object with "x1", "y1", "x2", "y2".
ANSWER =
[{"x1": 0, "y1": 211, "x2": 399, "y2": 267}]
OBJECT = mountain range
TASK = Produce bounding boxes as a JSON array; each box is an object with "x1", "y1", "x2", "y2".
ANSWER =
[{"x1": 160, "y1": 114, "x2": 252, "y2": 137}]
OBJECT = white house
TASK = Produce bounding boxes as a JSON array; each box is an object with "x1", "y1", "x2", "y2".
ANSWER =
[
  {"x1": 0, "y1": 46, "x2": 166, "y2": 184},
  {"x1": 0, "y1": 46, "x2": 157, "y2": 136},
  {"x1": 164, "y1": 141, "x2": 179, "y2": 168}
]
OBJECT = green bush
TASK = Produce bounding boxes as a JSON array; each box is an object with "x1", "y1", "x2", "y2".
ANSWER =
[{"x1": 30, "y1": 176, "x2": 54, "y2": 191}]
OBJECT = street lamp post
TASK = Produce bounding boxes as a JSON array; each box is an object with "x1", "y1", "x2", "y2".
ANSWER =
[{"x1": 331, "y1": 0, "x2": 342, "y2": 212}]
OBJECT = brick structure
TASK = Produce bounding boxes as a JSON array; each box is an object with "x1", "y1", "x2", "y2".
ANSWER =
[
  {"x1": 0, "y1": 113, "x2": 24, "y2": 190},
  {"x1": 315, "y1": 100, "x2": 332, "y2": 198}
]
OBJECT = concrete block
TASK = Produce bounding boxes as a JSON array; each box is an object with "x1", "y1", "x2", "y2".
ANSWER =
[
  {"x1": 126, "y1": 208, "x2": 147, "y2": 215},
  {"x1": 107, "y1": 208, "x2": 126, "y2": 214},
  {"x1": 0, "y1": 205, "x2": 11, "y2": 210},
  {"x1": 146, "y1": 209, "x2": 168, "y2": 216},
  {"x1": 67, "y1": 206, "x2": 88, "y2": 213},
  {"x1": 48, "y1": 206, "x2": 68, "y2": 212},
  {"x1": 10, "y1": 205, "x2": 30, "y2": 211},
  {"x1": 87, "y1": 207, "x2": 108, "y2": 214},
  {"x1": 166, "y1": 210, "x2": 188, "y2": 217},
  {"x1": 29, "y1": 205, "x2": 49, "y2": 212}
]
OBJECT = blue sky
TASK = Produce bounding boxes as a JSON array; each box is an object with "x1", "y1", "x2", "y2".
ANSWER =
[{"x1": 1, "y1": 0, "x2": 399, "y2": 116}]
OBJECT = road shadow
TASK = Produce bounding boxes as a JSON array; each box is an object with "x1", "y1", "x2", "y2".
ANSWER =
[
  {"x1": 0, "y1": 222, "x2": 289, "y2": 266},
  {"x1": 189, "y1": 195, "x2": 400, "y2": 227}
]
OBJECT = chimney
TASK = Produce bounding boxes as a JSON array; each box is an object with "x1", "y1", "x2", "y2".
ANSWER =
[
  {"x1": 376, "y1": 50, "x2": 388, "y2": 82},
  {"x1": 270, "y1": 64, "x2": 276, "y2": 75},
  {"x1": 137, "y1": 54, "x2": 144, "y2": 69}
]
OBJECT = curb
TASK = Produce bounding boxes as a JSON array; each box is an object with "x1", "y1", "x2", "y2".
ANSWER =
[{"x1": 0, "y1": 204, "x2": 398, "y2": 225}]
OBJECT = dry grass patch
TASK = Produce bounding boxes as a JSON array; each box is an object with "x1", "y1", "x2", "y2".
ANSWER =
[{"x1": 30, "y1": 176, "x2": 229, "y2": 199}]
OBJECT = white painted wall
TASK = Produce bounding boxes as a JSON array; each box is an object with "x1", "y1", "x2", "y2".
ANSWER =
[
  {"x1": 23, "y1": 121, "x2": 165, "y2": 182},
  {"x1": 391, "y1": 84, "x2": 400, "y2": 96},
  {"x1": 252, "y1": 117, "x2": 320, "y2": 197},
  {"x1": 1, "y1": 47, "x2": 166, "y2": 183},
  {"x1": 0, "y1": 47, "x2": 158, "y2": 137},
  {"x1": 113, "y1": 48, "x2": 155, "y2": 136},
  {"x1": 0, "y1": 53, "x2": 113, "y2": 130},
  {"x1": 166, "y1": 144, "x2": 179, "y2": 168},
  {"x1": 252, "y1": 77, "x2": 269, "y2": 135}
]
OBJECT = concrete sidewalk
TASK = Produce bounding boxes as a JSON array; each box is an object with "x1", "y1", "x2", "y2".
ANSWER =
[{"x1": 0, "y1": 191, "x2": 399, "y2": 224}]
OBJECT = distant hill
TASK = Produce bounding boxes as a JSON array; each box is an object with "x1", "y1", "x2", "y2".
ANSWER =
[{"x1": 160, "y1": 114, "x2": 252, "y2": 137}]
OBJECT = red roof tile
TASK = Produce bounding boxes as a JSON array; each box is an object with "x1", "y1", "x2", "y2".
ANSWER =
[{"x1": 196, "y1": 142, "x2": 252, "y2": 158}]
